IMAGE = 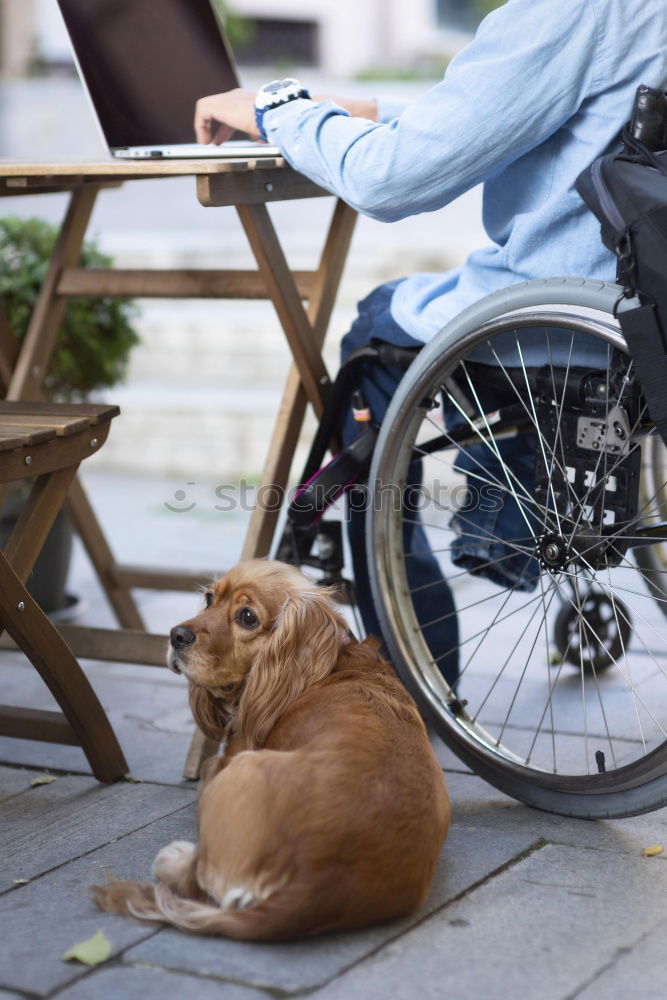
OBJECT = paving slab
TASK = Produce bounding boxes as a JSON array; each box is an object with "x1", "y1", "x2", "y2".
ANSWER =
[
  {"x1": 0, "y1": 656, "x2": 197, "y2": 784},
  {"x1": 0, "y1": 775, "x2": 195, "y2": 892},
  {"x1": 0, "y1": 804, "x2": 196, "y2": 996},
  {"x1": 446, "y1": 770, "x2": 667, "y2": 858},
  {"x1": 0, "y1": 764, "x2": 39, "y2": 804},
  {"x1": 310, "y1": 843, "x2": 667, "y2": 1000},
  {"x1": 574, "y1": 918, "x2": 667, "y2": 1000},
  {"x1": 124, "y1": 823, "x2": 537, "y2": 993},
  {"x1": 53, "y1": 965, "x2": 269, "y2": 1000}
]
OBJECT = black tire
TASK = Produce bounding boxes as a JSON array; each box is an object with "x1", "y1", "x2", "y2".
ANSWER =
[{"x1": 368, "y1": 278, "x2": 667, "y2": 818}]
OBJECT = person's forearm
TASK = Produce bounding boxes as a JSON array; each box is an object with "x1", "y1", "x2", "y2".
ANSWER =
[{"x1": 311, "y1": 94, "x2": 378, "y2": 122}]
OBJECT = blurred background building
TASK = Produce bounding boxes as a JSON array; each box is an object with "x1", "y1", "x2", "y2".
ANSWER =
[{"x1": 1, "y1": 0, "x2": 498, "y2": 79}]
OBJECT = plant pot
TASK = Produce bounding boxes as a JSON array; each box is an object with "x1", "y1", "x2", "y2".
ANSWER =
[{"x1": 0, "y1": 498, "x2": 73, "y2": 615}]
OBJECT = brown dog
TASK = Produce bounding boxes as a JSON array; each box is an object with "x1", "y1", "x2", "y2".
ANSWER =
[{"x1": 93, "y1": 560, "x2": 449, "y2": 940}]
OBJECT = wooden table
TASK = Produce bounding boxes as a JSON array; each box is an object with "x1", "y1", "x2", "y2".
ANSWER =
[{"x1": 0, "y1": 156, "x2": 357, "y2": 777}]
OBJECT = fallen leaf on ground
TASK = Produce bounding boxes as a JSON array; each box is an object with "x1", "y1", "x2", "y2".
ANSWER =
[
  {"x1": 13, "y1": 878, "x2": 30, "y2": 885},
  {"x1": 642, "y1": 844, "x2": 664, "y2": 858},
  {"x1": 123, "y1": 774, "x2": 142, "y2": 783},
  {"x1": 30, "y1": 775, "x2": 57, "y2": 787},
  {"x1": 62, "y1": 930, "x2": 112, "y2": 967}
]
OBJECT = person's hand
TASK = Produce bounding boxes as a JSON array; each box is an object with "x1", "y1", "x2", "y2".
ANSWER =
[{"x1": 194, "y1": 89, "x2": 260, "y2": 144}]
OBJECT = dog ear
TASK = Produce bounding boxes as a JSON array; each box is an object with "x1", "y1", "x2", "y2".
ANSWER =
[
  {"x1": 188, "y1": 684, "x2": 233, "y2": 742},
  {"x1": 237, "y1": 586, "x2": 345, "y2": 749}
]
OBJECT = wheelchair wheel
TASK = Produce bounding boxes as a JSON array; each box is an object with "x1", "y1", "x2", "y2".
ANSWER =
[{"x1": 368, "y1": 278, "x2": 667, "y2": 818}]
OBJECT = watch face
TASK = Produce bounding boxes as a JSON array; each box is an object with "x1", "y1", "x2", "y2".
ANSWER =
[
  {"x1": 265, "y1": 80, "x2": 290, "y2": 95},
  {"x1": 256, "y1": 78, "x2": 306, "y2": 112}
]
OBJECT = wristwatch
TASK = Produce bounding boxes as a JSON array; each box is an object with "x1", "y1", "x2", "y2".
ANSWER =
[{"x1": 255, "y1": 78, "x2": 311, "y2": 140}]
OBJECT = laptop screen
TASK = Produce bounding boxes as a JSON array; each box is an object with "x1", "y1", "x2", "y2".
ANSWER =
[{"x1": 57, "y1": 0, "x2": 239, "y2": 148}]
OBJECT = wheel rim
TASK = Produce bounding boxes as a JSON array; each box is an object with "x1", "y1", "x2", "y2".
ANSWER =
[{"x1": 371, "y1": 310, "x2": 667, "y2": 794}]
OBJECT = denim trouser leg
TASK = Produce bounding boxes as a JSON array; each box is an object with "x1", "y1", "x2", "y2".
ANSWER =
[{"x1": 340, "y1": 283, "x2": 460, "y2": 687}]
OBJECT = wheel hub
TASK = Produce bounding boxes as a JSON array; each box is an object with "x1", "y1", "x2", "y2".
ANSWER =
[{"x1": 537, "y1": 533, "x2": 570, "y2": 572}]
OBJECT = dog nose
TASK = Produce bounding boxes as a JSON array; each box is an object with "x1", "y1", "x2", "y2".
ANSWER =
[{"x1": 170, "y1": 625, "x2": 196, "y2": 649}]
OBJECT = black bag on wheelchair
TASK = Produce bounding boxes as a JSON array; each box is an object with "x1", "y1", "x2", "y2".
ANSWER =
[{"x1": 576, "y1": 83, "x2": 667, "y2": 446}]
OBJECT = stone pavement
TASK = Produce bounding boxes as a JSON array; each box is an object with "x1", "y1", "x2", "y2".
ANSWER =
[{"x1": 1, "y1": 470, "x2": 667, "y2": 999}]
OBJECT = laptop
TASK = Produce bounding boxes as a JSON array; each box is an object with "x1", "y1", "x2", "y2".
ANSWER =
[{"x1": 56, "y1": 0, "x2": 280, "y2": 159}]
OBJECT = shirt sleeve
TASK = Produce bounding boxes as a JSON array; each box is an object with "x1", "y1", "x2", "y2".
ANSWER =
[
  {"x1": 375, "y1": 95, "x2": 410, "y2": 124},
  {"x1": 263, "y1": 0, "x2": 599, "y2": 223}
]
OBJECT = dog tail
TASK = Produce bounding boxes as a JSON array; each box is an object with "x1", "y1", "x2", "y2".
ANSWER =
[{"x1": 91, "y1": 876, "x2": 303, "y2": 941}]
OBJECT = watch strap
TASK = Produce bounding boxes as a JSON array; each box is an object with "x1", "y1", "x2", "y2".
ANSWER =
[{"x1": 255, "y1": 85, "x2": 310, "y2": 140}]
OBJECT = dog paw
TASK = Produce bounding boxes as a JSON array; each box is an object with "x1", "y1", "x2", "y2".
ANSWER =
[{"x1": 152, "y1": 840, "x2": 196, "y2": 882}]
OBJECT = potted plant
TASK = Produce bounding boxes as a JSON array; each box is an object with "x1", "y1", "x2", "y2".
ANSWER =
[{"x1": 0, "y1": 216, "x2": 140, "y2": 613}]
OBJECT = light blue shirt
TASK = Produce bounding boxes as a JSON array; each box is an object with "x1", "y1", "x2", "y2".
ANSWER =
[{"x1": 264, "y1": 0, "x2": 667, "y2": 344}]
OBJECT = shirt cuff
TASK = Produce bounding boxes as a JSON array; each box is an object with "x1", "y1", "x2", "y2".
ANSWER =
[
  {"x1": 375, "y1": 95, "x2": 409, "y2": 124},
  {"x1": 263, "y1": 97, "x2": 318, "y2": 137}
]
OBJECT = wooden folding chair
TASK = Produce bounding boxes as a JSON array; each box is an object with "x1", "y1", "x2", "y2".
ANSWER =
[{"x1": 0, "y1": 401, "x2": 127, "y2": 782}]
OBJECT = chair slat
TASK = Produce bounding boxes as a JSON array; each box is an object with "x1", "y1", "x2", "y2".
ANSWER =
[
  {"x1": 0, "y1": 401, "x2": 120, "y2": 425},
  {"x1": 0, "y1": 414, "x2": 90, "y2": 436},
  {"x1": 0, "y1": 428, "x2": 57, "y2": 451}
]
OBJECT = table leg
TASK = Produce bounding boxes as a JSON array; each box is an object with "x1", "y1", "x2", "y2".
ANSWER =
[
  {"x1": 7, "y1": 186, "x2": 100, "y2": 402},
  {"x1": 240, "y1": 199, "x2": 357, "y2": 561},
  {"x1": 236, "y1": 202, "x2": 330, "y2": 417},
  {"x1": 183, "y1": 200, "x2": 357, "y2": 779}
]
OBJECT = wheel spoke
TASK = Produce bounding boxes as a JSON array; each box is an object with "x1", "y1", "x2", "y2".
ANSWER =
[
  {"x1": 458, "y1": 362, "x2": 540, "y2": 540},
  {"x1": 473, "y1": 578, "x2": 557, "y2": 724},
  {"x1": 555, "y1": 564, "x2": 667, "y2": 740},
  {"x1": 418, "y1": 413, "x2": 551, "y2": 524},
  {"x1": 525, "y1": 571, "x2": 559, "y2": 770},
  {"x1": 408, "y1": 549, "x2": 525, "y2": 594},
  {"x1": 495, "y1": 581, "x2": 561, "y2": 746},
  {"x1": 433, "y1": 579, "x2": 545, "y2": 667}
]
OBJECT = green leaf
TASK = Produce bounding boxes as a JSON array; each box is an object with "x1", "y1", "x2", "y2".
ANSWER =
[
  {"x1": 0, "y1": 216, "x2": 139, "y2": 401},
  {"x1": 62, "y1": 930, "x2": 112, "y2": 967},
  {"x1": 30, "y1": 774, "x2": 57, "y2": 787}
]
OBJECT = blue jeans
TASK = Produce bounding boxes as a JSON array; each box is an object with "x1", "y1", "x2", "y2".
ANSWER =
[{"x1": 341, "y1": 282, "x2": 539, "y2": 689}]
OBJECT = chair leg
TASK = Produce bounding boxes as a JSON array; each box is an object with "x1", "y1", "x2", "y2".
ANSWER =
[
  {"x1": 183, "y1": 726, "x2": 219, "y2": 781},
  {"x1": 3, "y1": 466, "x2": 78, "y2": 584},
  {"x1": 0, "y1": 550, "x2": 127, "y2": 782}
]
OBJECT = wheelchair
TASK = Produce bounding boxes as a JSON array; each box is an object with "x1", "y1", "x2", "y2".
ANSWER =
[{"x1": 279, "y1": 275, "x2": 667, "y2": 820}]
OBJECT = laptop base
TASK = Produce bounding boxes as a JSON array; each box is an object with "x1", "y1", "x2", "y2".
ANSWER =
[{"x1": 113, "y1": 141, "x2": 280, "y2": 160}]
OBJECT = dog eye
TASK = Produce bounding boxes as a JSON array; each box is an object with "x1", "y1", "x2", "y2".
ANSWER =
[
  {"x1": 237, "y1": 607, "x2": 259, "y2": 629},
  {"x1": 204, "y1": 591, "x2": 213, "y2": 608}
]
